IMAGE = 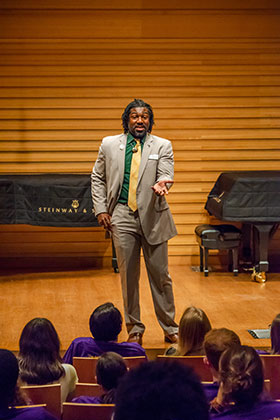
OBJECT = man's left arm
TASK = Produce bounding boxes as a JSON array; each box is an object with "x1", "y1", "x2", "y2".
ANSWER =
[{"x1": 151, "y1": 140, "x2": 174, "y2": 196}]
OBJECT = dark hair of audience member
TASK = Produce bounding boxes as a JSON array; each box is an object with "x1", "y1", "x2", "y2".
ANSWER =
[
  {"x1": 0, "y1": 349, "x2": 27, "y2": 408},
  {"x1": 204, "y1": 328, "x2": 241, "y2": 371},
  {"x1": 96, "y1": 352, "x2": 127, "y2": 404},
  {"x1": 270, "y1": 313, "x2": 280, "y2": 354},
  {"x1": 121, "y1": 98, "x2": 154, "y2": 133},
  {"x1": 219, "y1": 345, "x2": 264, "y2": 408},
  {"x1": 176, "y1": 306, "x2": 212, "y2": 355},
  {"x1": 114, "y1": 360, "x2": 209, "y2": 420},
  {"x1": 18, "y1": 317, "x2": 64, "y2": 385},
  {"x1": 89, "y1": 302, "x2": 122, "y2": 342}
]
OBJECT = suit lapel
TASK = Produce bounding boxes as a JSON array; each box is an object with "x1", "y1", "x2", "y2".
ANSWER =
[
  {"x1": 117, "y1": 134, "x2": 127, "y2": 187},
  {"x1": 138, "y1": 133, "x2": 153, "y2": 183}
]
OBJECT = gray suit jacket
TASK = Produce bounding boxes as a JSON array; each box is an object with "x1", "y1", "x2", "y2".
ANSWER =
[{"x1": 91, "y1": 133, "x2": 177, "y2": 245}]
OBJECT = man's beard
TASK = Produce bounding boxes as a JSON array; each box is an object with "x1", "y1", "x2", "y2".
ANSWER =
[{"x1": 130, "y1": 127, "x2": 148, "y2": 139}]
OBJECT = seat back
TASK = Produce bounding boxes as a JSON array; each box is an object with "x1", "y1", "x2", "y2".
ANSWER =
[
  {"x1": 73, "y1": 356, "x2": 146, "y2": 383},
  {"x1": 124, "y1": 355, "x2": 147, "y2": 370},
  {"x1": 157, "y1": 355, "x2": 212, "y2": 381},
  {"x1": 73, "y1": 358, "x2": 98, "y2": 383},
  {"x1": 264, "y1": 379, "x2": 271, "y2": 393},
  {"x1": 260, "y1": 354, "x2": 280, "y2": 399},
  {"x1": 62, "y1": 403, "x2": 114, "y2": 420},
  {"x1": 21, "y1": 383, "x2": 61, "y2": 419},
  {"x1": 201, "y1": 379, "x2": 270, "y2": 393},
  {"x1": 74, "y1": 383, "x2": 103, "y2": 398},
  {"x1": 15, "y1": 404, "x2": 47, "y2": 409}
]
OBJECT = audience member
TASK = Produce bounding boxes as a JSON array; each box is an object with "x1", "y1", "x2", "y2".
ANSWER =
[
  {"x1": 18, "y1": 317, "x2": 78, "y2": 403},
  {"x1": 210, "y1": 345, "x2": 280, "y2": 419},
  {"x1": 165, "y1": 306, "x2": 211, "y2": 355},
  {"x1": 0, "y1": 348, "x2": 56, "y2": 420},
  {"x1": 203, "y1": 328, "x2": 241, "y2": 402},
  {"x1": 114, "y1": 360, "x2": 209, "y2": 420},
  {"x1": 270, "y1": 313, "x2": 280, "y2": 354},
  {"x1": 72, "y1": 352, "x2": 127, "y2": 404},
  {"x1": 63, "y1": 302, "x2": 146, "y2": 364}
]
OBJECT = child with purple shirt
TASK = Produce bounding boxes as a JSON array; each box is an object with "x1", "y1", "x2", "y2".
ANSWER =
[
  {"x1": 114, "y1": 360, "x2": 210, "y2": 420},
  {"x1": 72, "y1": 352, "x2": 127, "y2": 404},
  {"x1": 63, "y1": 302, "x2": 146, "y2": 364},
  {"x1": 0, "y1": 349, "x2": 56, "y2": 420},
  {"x1": 203, "y1": 328, "x2": 241, "y2": 403},
  {"x1": 210, "y1": 345, "x2": 280, "y2": 420}
]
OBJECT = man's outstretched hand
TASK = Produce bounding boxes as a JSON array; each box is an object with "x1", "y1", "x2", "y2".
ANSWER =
[
  {"x1": 151, "y1": 180, "x2": 174, "y2": 196},
  {"x1": 97, "y1": 212, "x2": 112, "y2": 231}
]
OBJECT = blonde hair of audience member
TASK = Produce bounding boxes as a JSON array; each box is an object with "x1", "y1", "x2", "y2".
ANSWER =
[
  {"x1": 270, "y1": 313, "x2": 280, "y2": 354},
  {"x1": 173, "y1": 306, "x2": 211, "y2": 356},
  {"x1": 203, "y1": 328, "x2": 241, "y2": 382},
  {"x1": 218, "y1": 345, "x2": 264, "y2": 408}
]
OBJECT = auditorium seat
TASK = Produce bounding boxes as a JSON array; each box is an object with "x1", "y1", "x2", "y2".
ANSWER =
[
  {"x1": 21, "y1": 383, "x2": 61, "y2": 419},
  {"x1": 260, "y1": 354, "x2": 280, "y2": 399},
  {"x1": 15, "y1": 404, "x2": 47, "y2": 409},
  {"x1": 157, "y1": 355, "x2": 212, "y2": 381},
  {"x1": 73, "y1": 356, "x2": 146, "y2": 383},
  {"x1": 74, "y1": 383, "x2": 103, "y2": 398},
  {"x1": 62, "y1": 402, "x2": 114, "y2": 420},
  {"x1": 201, "y1": 379, "x2": 270, "y2": 392}
]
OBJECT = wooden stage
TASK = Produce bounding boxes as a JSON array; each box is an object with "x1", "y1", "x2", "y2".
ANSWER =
[{"x1": 0, "y1": 263, "x2": 279, "y2": 355}]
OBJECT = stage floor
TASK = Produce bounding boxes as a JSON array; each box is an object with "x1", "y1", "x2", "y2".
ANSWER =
[{"x1": 0, "y1": 263, "x2": 278, "y2": 354}]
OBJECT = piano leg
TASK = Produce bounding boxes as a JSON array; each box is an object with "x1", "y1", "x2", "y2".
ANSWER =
[
  {"x1": 199, "y1": 246, "x2": 204, "y2": 273},
  {"x1": 251, "y1": 223, "x2": 278, "y2": 282},
  {"x1": 241, "y1": 223, "x2": 253, "y2": 263},
  {"x1": 231, "y1": 247, "x2": 239, "y2": 276},
  {"x1": 204, "y1": 248, "x2": 209, "y2": 277}
]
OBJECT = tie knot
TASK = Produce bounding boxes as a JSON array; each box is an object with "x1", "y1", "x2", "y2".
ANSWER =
[{"x1": 132, "y1": 139, "x2": 141, "y2": 153}]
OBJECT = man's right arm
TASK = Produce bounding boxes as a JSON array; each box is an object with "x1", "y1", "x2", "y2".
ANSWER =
[
  {"x1": 91, "y1": 142, "x2": 108, "y2": 215},
  {"x1": 97, "y1": 212, "x2": 112, "y2": 231},
  {"x1": 91, "y1": 142, "x2": 112, "y2": 231}
]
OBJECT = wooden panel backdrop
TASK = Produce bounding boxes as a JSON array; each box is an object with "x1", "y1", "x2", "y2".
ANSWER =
[{"x1": 0, "y1": 0, "x2": 280, "y2": 269}]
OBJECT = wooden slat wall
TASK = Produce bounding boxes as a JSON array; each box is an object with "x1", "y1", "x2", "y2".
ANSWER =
[{"x1": 0, "y1": 0, "x2": 280, "y2": 268}]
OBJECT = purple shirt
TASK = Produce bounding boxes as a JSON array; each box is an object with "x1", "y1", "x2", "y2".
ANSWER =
[
  {"x1": 0, "y1": 407, "x2": 56, "y2": 420},
  {"x1": 256, "y1": 349, "x2": 269, "y2": 355},
  {"x1": 203, "y1": 382, "x2": 219, "y2": 402},
  {"x1": 211, "y1": 400, "x2": 280, "y2": 419},
  {"x1": 72, "y1": 395, "x2": 103, "y2": 404},
  {"x1": 62, "y1": 337, "x2": 147, "y2": 364}
]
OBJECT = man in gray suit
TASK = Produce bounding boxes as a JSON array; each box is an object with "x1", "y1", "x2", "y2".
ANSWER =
[{"x1": 91, "y1": 99, "x2": 178, "y2": 345}]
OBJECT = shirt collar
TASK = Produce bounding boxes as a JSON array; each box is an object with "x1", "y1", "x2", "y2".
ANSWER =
[{"x1": 127, "y1": 132, "x2": 146, "y2": 144}]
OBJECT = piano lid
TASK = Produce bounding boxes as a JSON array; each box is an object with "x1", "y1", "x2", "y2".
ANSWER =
[
  {"x1": 205, "y1": 171, "x2": 280, "y2": 222},
  {"x1": 0, "y1": 174, "x2": 99, "y2": 227}
]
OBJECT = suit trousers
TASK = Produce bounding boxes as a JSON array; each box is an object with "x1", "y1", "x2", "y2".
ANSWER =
[{"x1": 111, "y1": 203, "x2": 178, "y2": 335}]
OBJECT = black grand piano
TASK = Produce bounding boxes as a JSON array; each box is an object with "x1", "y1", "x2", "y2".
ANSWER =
[
  {"x1": 205, "y1": 171, "x2": 280, "y2": 282},
  {"x1": 0, "y1": 174, "x2": 118, "y2": 271}
]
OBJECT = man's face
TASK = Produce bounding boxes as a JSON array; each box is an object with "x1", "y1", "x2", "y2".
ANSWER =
[{"x1": 128, "y1": 107, "x2": 150, "y2": 139}]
